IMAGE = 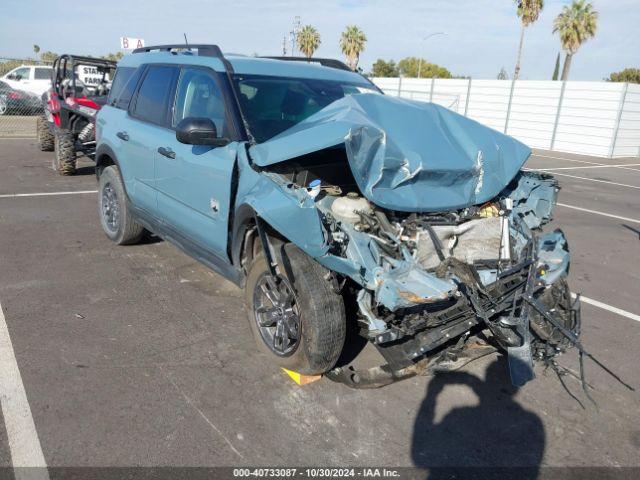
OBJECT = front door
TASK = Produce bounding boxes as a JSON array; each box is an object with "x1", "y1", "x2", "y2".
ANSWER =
[{"x1": 155, "y1": 66, "x2": 238, "y2": 259}]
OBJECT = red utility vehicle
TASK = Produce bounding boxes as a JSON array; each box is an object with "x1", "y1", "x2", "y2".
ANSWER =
[{"x1": 38, "y1": 55, "x2": 116, "y2": 175}]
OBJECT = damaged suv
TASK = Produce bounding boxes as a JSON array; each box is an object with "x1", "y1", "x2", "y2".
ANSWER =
[{"x1": 96, "y1": 45, "x2": 579, "y2": 387}]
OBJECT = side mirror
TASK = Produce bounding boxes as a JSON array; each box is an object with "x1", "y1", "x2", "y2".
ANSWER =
[
  {"x1": 175, "y1": 117, "x2": 230, "y2": 147},
  {"x1": 7, "y1": 74, "x2": 18, "y2": 80}
]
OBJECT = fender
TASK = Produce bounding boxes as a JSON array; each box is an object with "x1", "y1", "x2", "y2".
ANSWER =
[{"x1": 95, "y1": 143, "x2": 120, "y2": 178}]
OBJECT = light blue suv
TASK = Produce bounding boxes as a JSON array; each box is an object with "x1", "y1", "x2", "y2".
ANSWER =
[{"x1": 95, "y1": 44, "x2": 579, "y2": 388}]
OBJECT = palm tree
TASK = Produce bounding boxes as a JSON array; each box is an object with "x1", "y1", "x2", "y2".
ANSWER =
[
  {"x1": 513, "y1": 0, "x2": 544, "y2": 80},
  {"x1": 33, "y1": 44, "x2": 40, "y2": 59},
  {"x1": 553, "y1": 0, "x2": 598, "y2": 81},
  {"x1": 297, "y1": 25, "x2": 321, "y2": 59},
  {"x1": 340, "y1": 25, "x2": 367, "y2": 70}
]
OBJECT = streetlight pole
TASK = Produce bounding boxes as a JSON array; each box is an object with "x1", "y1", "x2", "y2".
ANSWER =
[{"x1": 417, "y1": 32, "x2": 446, "y2": 78}]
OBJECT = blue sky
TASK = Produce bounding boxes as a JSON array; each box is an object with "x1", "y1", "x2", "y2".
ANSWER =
[{"x1": 1, "y1": 0, "x2": 638, "y2": 79}]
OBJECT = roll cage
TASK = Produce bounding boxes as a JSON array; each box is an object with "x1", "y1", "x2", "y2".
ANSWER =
[{"x1": 51, "y1": 54, "x2": 116, "y2": 99}]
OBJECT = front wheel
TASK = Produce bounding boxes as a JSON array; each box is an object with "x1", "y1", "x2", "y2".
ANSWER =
[
  {"x1": 245, "y1": 243, "x2": 346, "y2": 375},
  {"x1": 98, "y1": 166, "x2": 144, "y2": 245}
]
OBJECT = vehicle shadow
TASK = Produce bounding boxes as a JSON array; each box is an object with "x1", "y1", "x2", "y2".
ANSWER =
[
  {"x1": 622, "y1": 224, "x2": 640, "y2": 240},
  {"x1": 73, "y1": 165, "x2": 95, "y2": 176},
  {"x1": 411, "y1": 357, "x2": 545, "y2": 479}
]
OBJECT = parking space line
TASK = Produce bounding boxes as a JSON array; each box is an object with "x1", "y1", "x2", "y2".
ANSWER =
[
  {"x1": 523, "y1": 169, "x2": 640, "y2": 189},
  {"x1": 0, "y1": 301, "x2": 49, "y2": 479},
  {"x1": 557, "y1": 203, "x2": 640, "y2": 224},
  {"x1": 0, "y1": 190, "x2": 98, "y2": 199},
  {"x1": 572, "y1": 294, "x2": 640, "y2": 323},
  {"x1": 530, "y1": 154, "x2": 640, "y2": 172},
  {"x1": 533, "y1": 164, "x2": 640, "y2": 171}
]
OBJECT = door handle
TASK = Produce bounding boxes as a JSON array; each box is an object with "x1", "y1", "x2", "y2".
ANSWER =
[
  {"x1": 157, "y1": 147, "x2": 176, "y2": 159},
  {"x1": 116, "y1": 131, "x2": 129, "y2": 141}
]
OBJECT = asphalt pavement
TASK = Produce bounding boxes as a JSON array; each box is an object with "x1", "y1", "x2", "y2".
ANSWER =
[{"x1": 0, "y1": 138, "x2": 639, "y2": 476}]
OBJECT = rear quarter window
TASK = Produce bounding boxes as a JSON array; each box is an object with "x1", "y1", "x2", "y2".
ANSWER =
[{"x1": 108, "y1": 67, "x2": 141, "y2": 110}]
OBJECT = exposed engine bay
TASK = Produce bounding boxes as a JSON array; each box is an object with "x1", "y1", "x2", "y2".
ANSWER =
[
  {"x1": 246, "y1": 94, "x2": 631, "y2": 393},
  {"x1": 263, "y1": 152, "x2": 578, "y2": 388}
]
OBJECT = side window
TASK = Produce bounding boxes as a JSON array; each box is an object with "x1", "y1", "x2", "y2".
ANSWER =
[
  {"x1": 108, "y1": 67, "x2": 139, "y2": 109},
  {"x1": 13, "y1": 67, "x2": 30, "y2": 80},
  {"x1": 34, "y1": 68, "x2": 51, "y2": 80},
  {"x1": 173, "y1": 68, "x2": 227, "y2": 136},
  {"x1": 132, "y1": 65, "x2": 178, "y2": 125}
]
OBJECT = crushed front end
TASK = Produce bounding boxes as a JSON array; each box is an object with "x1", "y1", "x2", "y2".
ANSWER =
[
  {"x1": 246, "y1": 94, "x2": 582, "y2": 388},
  {"x1": 313, "y1": 171, "x2": 580, "y2": 388}
]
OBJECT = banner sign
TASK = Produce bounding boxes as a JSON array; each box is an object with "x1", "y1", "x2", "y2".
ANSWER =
[{"x1": 120, "y1": 37, "x2": 145, "y2": 50}]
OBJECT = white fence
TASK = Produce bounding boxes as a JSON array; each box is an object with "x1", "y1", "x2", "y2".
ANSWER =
[{"x1": 371, "y1": 77, "x2": 640, "y2": 158}]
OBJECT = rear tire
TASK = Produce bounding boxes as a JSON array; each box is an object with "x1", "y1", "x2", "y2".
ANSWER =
[
  {"x1": 53, "y1": 133, "x2": 77, "y2": 175},
  {"x1": 98, "y1": 165, "x2": 144, "y2": 245},
  {"x1": 37, "y1": 115, "x2": 54, "y2": 151},
  {"x1": 245, "y1": 242, "x2": 346, "y2": 375}
]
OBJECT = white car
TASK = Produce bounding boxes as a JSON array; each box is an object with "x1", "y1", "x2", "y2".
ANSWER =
[{"x1": 1, "y1": 65, "x2": 52, "y2": 96}]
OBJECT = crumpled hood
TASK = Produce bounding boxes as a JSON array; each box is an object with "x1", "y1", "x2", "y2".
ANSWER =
[{"x1": 249, "y1": 94, "x2": 531, "y2": 212}]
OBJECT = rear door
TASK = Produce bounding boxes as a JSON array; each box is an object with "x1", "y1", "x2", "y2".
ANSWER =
[
  {"x1": 32, "y1": 67, "x2": 53, "y2": 96},
  {"x1": 120, "y1": 64, "x2": 179, "y2": 213},
  {"x1": 155, "y1": 66, "x2": 238, "y2": 258}
]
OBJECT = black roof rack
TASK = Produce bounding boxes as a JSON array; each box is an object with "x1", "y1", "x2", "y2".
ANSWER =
[
  {"x1": 132, "y1": 44, "x2": 234, "y2": 74},
  {"x1": 132, "y1": 44, "x2": 222, "y2": 57},
  {"x1": 261, "y1": 56, "x2": 352, "y2": 72}
]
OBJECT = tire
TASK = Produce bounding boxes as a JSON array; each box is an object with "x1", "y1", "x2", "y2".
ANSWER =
[
  {"x1": 37, "y1": 115, "x2": 54, "y2": 151},
  {"x1": 98, "y1": 165, "x2": 144, "y2": 245},
  {"x1": 53, "y1": 132, "x2": 77, "y2": 175},
  {"x1": 0, "y1": 96, "x2": 7, "y2": 116},
  {"x1": 245, "y1": 242, "x2": 346, "y2": 375}
]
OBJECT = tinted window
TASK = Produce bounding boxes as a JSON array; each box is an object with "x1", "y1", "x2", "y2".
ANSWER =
[
  {"x1": 108, "y1": 67, "x2": 138, "y2": 109},
  {"x1": 34, "y1": 68, "x2": 51, "y2": 80},
  {"x1": 173, "y1": 68, "x2": 227, "y2": 135},
  {"x1": 132, "y1": 65, "x2": 178, "y2": 124}
]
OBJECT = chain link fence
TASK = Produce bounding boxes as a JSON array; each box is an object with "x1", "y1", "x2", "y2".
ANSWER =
[{"x1": 0, "y1": 57, "x2": 53, "y2": 137}]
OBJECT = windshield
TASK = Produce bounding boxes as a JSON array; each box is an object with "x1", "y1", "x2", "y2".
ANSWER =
[{"x1": 233, "y1": 74, "x2": 380, "y2": 143}]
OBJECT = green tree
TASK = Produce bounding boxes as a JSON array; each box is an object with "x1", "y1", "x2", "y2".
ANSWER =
[
  {"x1": 33, "y1": 44, "x2": 40, "y2": 58},
  {"x1": 0, "y1": 59, "x2": 34, "y2": 76},
  {"x1": 102, "y1": 52, "x2": 124, "y2": 61},
  {"x1": 370, "y1": 59, "x2": 399, "y2": 77},
  {"x1": 397, "y1": 57, "x2": 452, "y2": 78},
  {"x1": 553, "y1": 0, "x2": 598, "y2": 81},
  {"x1": 608, "y1": 68, "x2": 640, "y2": 84},
  {"x1": 40, "y1": 51, "x2": 58, "y2": 63},
  {"x1": 296, "y1": 25, "x2": 321, "y2": 59},
  {"x1": 552, "y1": 52, "x2": 561, "y2": 80},
  {"x1": 339, "y1": 25, "x2": 367, "y2": 70},
  {"x1": 497, "y1": 67, "x2": 509, "y2": 80},
  {"x1": 513, "y1": 0, "x2": 544, "y2": 80}
]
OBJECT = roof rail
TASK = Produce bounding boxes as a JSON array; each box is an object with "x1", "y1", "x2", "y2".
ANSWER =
[
  {"x1": 261, "y1": 56, "x2": 352, "y2": 72},
  {"x1": 132, "y1": 44, "x2": 235, "y2": 74},
  {"x1": 132, "y1": 44, "x2": 223, "y2": 58}
]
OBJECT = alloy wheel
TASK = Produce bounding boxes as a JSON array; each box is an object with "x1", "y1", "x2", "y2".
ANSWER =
[
  {"x1": 101, "y1": 182, "x2": 120, "y2": 233},
  {"x1": 253, "y1": 273, "x2": 301, "y2": 356}
]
